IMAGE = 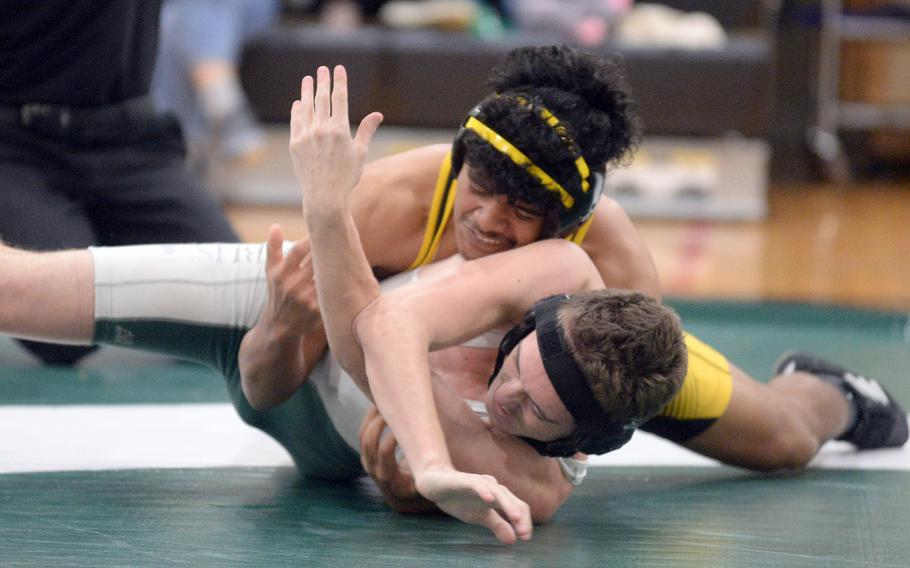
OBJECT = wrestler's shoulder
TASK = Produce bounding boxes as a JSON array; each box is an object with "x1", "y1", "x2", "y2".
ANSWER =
[
  {"x1": 583, "y1": 197, "x2": 646, "y2": 255},
  {"x1": 366, "y1": 144, "x2": 449, "y2": 188},
  {"x1": 357, "y1": 144, "x2": 449, "y2": 213}
]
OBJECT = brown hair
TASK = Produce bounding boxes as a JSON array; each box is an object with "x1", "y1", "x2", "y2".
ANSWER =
[{"x1": 559, "y1": 289, "x2": 687, "y2": 425}]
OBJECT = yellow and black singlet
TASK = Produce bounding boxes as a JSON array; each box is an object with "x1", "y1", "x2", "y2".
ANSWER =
[{"x1": 408, "y1": 154, "x2": 736, "y2": 442}]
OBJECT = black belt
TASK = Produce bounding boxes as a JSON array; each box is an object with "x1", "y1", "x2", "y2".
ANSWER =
[{"x1": 0, "y1": 97, "x2": 160, "y2": 138}]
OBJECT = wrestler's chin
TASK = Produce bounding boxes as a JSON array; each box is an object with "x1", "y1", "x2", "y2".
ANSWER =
[{"x1": 455, "y1": 222, "x2": 512, "y2": 260}]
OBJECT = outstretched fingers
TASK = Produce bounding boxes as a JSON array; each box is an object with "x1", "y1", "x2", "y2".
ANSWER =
[
  {"x1": 423, "y1": 471, "x2": 533, "y2": 544},
  {"x1": 290, "y1": 76, "x2": 312, "y2": 139},
  {"x1": 485, "y1": 510, "x2": 519, "y2": 545},
  {"x1": 283, "y1": 238, "x2": 310, "y2": 271},
  {"x1": 314, "y1": 66, "x2": 331, "y2": 122},
  {"x1": 266, "y1": 226, "x2": 315, "y2": 289},
  {"x1": 482, "y1": 480, "x2": 533, "y2": 543},
  {"x1": 289, "y1": 64, "x2": 381, "y2": 206},
  {"x1": 331, "y1": 65, "x2": 349, "y2": 127},
  {"x1": 266, "y1": 224, "x2": 285, "y2": 272},
  {"x1": 354, "y1": 112, "x2": 383, "y2": 157},
  {"x1": 299, "y1": 75, "x2": 314, "y2": 123}
]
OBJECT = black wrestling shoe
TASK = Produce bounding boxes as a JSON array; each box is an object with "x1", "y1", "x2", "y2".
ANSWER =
[{"x1": 774, "y1": 352, "x2": 909, "y2": 449}]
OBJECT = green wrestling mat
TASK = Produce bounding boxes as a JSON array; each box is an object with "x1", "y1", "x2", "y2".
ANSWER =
[
  {"x1": 1, "y1": 466, "x2": 907, "y2": 567},
  {"x1": 0, "y1": 300, "x2": 908, "y2": 566}
]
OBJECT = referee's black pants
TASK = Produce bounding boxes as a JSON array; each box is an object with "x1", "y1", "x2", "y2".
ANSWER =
[{"x1": 0, "y1": 102, "x2": 239, "y2": 365}]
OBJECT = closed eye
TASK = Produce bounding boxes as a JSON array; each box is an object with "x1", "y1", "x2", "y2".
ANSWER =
[
  {"x1": 516, "y1": 342, "x2": 557, "y2": 425},
  {"x1": 531, "y1": 401, "x2": 558, "y2": 425},
  {"x1": 514, "y1": 207, "x2": 542, "y2": 222}
]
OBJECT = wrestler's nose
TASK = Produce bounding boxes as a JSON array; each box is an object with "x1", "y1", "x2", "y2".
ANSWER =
[
  {"x1": 474, "y1": 200, "x2": 510, "y2": 233},
  {"x1": 497, "y1": 379, "x2": 525, "y2": 410}
]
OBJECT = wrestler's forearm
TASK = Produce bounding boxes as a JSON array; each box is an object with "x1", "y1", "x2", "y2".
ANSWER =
[
  {"x1": 357, "y1": 307, "x2": 456, "y2": 476},
  {"x1": 0, "y1": 246, "x2": 94, "y2": 344},
  {"x1": 582, "y1": 200, "x2": 662, "y2": 300},
  {"x1": 308, "y1": 211, "x2": 464, "y2": 502},
  {"x1": 238, "y1": 322, "x2": 326, "y2": 409},
  {"x1": 304, "y1": 204, "x2": 379, "y2": 394},
  {"x1": 354, "y1": 241, "x2": 602, "y2": 481},
  {"x1": 377, "y1": 240, "x2": 604, "y2": 352}
]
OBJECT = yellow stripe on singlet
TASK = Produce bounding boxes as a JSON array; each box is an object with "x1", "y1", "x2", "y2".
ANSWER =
[
  {"x1": 658, "y1": 333, "x2": 733, "y2": 420},
  {"x1": 408, "y1": 152, "x2": 459, "y2": 270},
  {"x1": 564, "y1": 215, "x2": 594, "y2": 244}
]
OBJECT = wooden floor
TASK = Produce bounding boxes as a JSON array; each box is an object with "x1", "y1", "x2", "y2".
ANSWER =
[{"x1": 226, "y1": 182, "x2": 910, "y2": 312}]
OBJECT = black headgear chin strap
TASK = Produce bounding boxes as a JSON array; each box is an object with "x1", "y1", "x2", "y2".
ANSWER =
[{"x1": 487, "y1": 295, "x2": 638, "y2": 458}]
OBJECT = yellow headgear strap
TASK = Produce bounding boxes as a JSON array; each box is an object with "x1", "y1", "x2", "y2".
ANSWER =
[
  {"x1": 514, "y1": 96, "x2": 592, "y2": 193},
  {"x1": 463, "y1": 116, "x2": 575, "y2": 209}
]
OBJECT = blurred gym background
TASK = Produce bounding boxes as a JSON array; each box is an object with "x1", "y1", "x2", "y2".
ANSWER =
[{"x1": 185, "y1": 0, "x2": 909, "y2": 312}]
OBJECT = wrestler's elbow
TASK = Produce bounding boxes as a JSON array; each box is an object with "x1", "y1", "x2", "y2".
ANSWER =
[
  {"x1": 527, "y1": 490, "x2": 565, "y2": 524},
  {"x1": 355, "y1": 295, "x2": 423, "y2": 351},
  {"x1": 353, "y1": 294, "x2": 389, "y2": 336},
  {"x1": 238, "y1": 331, "x2": 305, "y2": 410},
  {"x1": 631, "y1": 269, "x2": 662, "y2": 301},
  {"x1": 238, "y1": 344, "x2": 276, "y2": 410},
  {"x1": 542, "y1": 239, "x2": 603, "y2": 293},
  {"x1": 240, "y1": 371, "x2": 297, "y2": 410},
  {"x1": 525, "y1": 480, "x2": 573, "y2": 524},
  {"x1": 241, "y1": 378, "x2": 274, "y2": 411}
]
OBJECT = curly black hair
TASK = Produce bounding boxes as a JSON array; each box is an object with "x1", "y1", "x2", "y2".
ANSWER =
[{"x1": 459, "y1": 45, "x2": 641, "y2": 235}]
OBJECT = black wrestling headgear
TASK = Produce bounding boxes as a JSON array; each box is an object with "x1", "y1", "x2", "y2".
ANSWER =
[
  {"x1": 450, "y1": 98, "x2": 604, "y2": 234},
  {"x1": 487, "y1": 295, "x2": 638, "y2": 458}
]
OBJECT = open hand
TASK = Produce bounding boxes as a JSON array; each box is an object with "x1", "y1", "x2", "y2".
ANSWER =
[
  {"x1": 289, "y1": 65, "x2": 383, "y2": 211},
  {"x1": 261, "y1": 224, "x2": 321, "y2": 337},
  {"x1": 415, "y1": 468, "x2": 533, "y2": 544},
  {"x1": 359, "y1": 406, "x2": 437, "y2": 514}
]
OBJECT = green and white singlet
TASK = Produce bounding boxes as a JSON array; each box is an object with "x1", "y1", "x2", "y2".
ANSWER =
[{"x1": 89, "y1": 243, "x2": 590, "y2": 483}]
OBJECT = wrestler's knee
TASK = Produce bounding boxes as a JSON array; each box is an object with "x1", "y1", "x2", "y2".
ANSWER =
[
  {"x1": 726, "y1": 405, "x2": 819, "y2": 471},
  {"x1": 693, "y1": 407, "x2": 819, "y2": 472},
  {"x1": 752, "y1": 422, "x2": 818, "y2": 471}
]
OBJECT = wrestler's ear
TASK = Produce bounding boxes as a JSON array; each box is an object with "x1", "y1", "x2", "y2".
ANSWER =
[{"x1": 266, "y1": 224, "x2": 285, "y2": 269}]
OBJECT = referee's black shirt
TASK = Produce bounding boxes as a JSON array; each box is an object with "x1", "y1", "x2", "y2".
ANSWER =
[{"x1": 0, "y1": 1, "x2": 162, "y2": 106}]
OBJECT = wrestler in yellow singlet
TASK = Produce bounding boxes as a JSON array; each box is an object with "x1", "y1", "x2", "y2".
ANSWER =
[{"x1": 408, "y1": 154, "x2": 733, "y2": 442}]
